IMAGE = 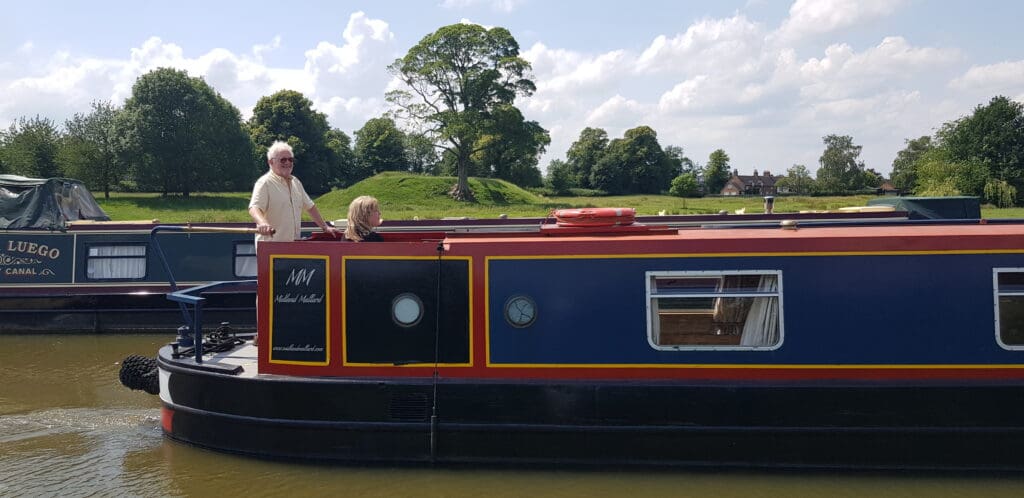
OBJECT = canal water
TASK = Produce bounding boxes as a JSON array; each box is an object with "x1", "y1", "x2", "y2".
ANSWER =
[{"x1": 2, "y1": 334, "x2": 1023, "y2": 497}]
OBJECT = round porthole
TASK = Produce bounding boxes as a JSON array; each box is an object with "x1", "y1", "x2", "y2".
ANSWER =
[
  {"x1": 392, "y1": 293, "x2": 423, "y2": 327},
  {"x1": 504, "y1": 295, "x2": 537, "y2": 328}
]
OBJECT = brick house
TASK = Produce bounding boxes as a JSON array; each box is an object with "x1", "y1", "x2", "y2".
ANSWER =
[{"x1": 720, "y1": 169, "x2": 778, "y2": 196}]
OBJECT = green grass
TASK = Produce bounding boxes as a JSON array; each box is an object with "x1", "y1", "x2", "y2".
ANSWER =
[{"x1": 94, "y1": 172, "x2": 1023, "y2": 223}]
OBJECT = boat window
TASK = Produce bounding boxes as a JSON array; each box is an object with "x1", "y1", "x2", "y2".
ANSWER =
[
  {"x1": 392, "y1": 293, "x2": 424, "y2": 327},
  {"x1": 234, "y1": 242, "x2": 256, "y2": 278},
  {"x1": 86, "y1": 244, "x2": 146, "y2": 280},
  {"x1": 994, "y1": 269, "x2": 1024, "y2": 348},
  {"x1": 646, "y1": 270, "x2": 782, "y2": 350}
]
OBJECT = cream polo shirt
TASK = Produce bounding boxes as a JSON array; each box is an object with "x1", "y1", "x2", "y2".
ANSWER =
[{"x1": 249, "y1": 171, "x2": 315, "y2": 244}]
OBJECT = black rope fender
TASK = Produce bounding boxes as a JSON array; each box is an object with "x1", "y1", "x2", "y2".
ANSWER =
[{"x1": 119, "y1": 355, "x2": 159, "y2": 395}]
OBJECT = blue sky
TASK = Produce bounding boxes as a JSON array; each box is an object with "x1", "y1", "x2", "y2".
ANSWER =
[{"x1": 3, "y1": 0, "x2": 1023, "y2": 177}]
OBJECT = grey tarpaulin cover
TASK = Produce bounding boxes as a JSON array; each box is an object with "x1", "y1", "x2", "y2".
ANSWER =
[
  {"x1": 0, "y1": 175, "x2": 110, "y2": 229},
  {"x1": 866, "y1": 196, "x2": 981, "y2": 220}
]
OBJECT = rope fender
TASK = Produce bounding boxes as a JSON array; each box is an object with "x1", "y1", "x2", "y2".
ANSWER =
[{"x1": 119, "y1": 354, "x2": 159, "y2": 395}]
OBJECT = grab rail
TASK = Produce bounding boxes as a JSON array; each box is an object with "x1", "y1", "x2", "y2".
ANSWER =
[
  {"x1": 166, "y1": 280, "x2": 256, "y2": 363},
  {"x1": 150, "y1": 225, "x2": 260, "y2": 362}
]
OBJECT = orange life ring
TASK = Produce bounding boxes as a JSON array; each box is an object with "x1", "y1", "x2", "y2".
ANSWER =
[{"x1": 554, "y1": 207, "x2": 636, "y2": 227}]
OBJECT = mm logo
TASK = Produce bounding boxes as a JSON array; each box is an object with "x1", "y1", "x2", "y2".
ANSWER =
[{"x1": 285, "y1": 268, "x2": 316, "y2": 286}]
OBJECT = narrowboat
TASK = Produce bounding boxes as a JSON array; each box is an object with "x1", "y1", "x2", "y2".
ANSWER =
[
  {"x1": 127, "y1": 203, "x2": 1024, "y2": 469},
  {"x1": 0, "y1": 175, "x2": 261, "y2": 333}
]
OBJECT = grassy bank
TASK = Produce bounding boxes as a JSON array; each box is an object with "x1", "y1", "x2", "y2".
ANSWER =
[{"x1": 94, "y1": 172, "x2": 1019, "y2": 223}]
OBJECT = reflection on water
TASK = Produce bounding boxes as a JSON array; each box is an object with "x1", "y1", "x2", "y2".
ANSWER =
[{"x1": 2, "y1": 334, "x2": 1024, "y2": 497}]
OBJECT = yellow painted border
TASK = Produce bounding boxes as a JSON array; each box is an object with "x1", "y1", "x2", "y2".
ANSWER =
[
  {"x1": 341, "y1": 255, "x2": 473, "y2": 367},
  {"x1": 268, "y1": 254, "x2": 330, "y2": 366},
  {"x1": 484, "y1": 251, "x2": 1024, "y2": 369}
]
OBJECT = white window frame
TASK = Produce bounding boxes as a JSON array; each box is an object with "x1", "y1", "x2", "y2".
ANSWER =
[
  {"x1": 993, "y1": 268, "x2": 1024, "y2": 350},
  {"x1": 234, "y1": 242, "x2": 257, "y2": 278},
  {"x1": 645, "y1": 269, "x2": 784, "y2": 351},
  {"x1": 85, "y1": 243, "x2": 147, "y2": 280}
]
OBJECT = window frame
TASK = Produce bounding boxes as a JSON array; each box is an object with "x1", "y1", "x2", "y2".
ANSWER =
[
  {"x1": 645, "y1": 269, "x2": 784, "y2": 351},
  {"x1": 233, "y1": 241, "x2": 257, "y2": 278},
  {"x1": 84, "y1": 243, "x2": 148, "y2": 281},
  {"x1": 993, "y1": 267, "x2": 1024, "y2": 350}
]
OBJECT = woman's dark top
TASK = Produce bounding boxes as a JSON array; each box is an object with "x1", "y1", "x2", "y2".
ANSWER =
[{"x1": 347, "y1": 231, "x2": 382, "y2": 242}]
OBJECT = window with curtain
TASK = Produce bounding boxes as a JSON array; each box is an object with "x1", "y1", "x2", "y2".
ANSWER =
[
  {"x1": 85, "y1": 244, "x2": 147, "y2": 280},
  {"x1": 234, "y1": 242, "x2": 257, "y2": 278},
  {"x1": 995, "y1": 269, "x2": 1024, "y2": 348},
  {"x1": 647, "y1": 270, "x2": 782, "y2": 350}
]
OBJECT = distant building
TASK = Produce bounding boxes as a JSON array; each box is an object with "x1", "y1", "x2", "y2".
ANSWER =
[
  {"x1": 721, "y1": 169, "x2": 778, "y2": 196},
  {"x1": 877, "y1": 181, "x2": 901, "y2": 196}
]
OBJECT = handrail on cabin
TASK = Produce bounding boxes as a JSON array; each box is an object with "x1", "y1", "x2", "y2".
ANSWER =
[{"x1": 166, "y1": 280, "x2": 257, "y2": 364}]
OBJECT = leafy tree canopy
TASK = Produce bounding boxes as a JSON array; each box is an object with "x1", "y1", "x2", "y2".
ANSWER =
[
  {"x1": 470, "y1": 104, "x2": 549, "y2": 188},
  {"x1": 774, "y1": 164, "x2": 815, "y2": 195},
  {"x1": 937, "y1": 95, "x2": 1024, "y2": 191},
  {"x1": 58, "y1": 101, "x2": 122, "y2": 198},
  {"x1": 816, "y1": 134, "x2": 866, "y2": 192},
  {"x1": 891, "y1": 135, "x2": 933, "y2": 193},
  {"x1": 355, "y1": 117, "x2": 409, "y2": 177},
  {"x1": 249, "y1": 89, "x2": 339, "y2": 194},
  {"x1": 0, "y1": 116, "x2": 61, "y2": 178},
  {"x1": 118, "y1": 68, "x2": 254, "y2": 196},
  {"x1": 388, "y1": 23, "x2": 535, "y2": 200},
  {"x1": 566, "y1": 127, "x2": 609, "y2": 189},
  {"x1": 704, "y1": 149, "x2": 732, "y2": 194}
]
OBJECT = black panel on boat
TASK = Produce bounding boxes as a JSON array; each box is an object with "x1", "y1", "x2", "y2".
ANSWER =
[{"x1": 345, "y1": 259, "x2": 470, "y2": 364}]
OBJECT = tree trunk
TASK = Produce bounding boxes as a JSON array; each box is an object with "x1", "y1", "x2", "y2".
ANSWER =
[{"x1": 449, "y1": 152, "x2": 476, "y2": 201}]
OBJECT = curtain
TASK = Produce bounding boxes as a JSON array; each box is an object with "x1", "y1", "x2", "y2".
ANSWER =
[
  {"x1": 86, "y1": 245, "x2": 145, "y2": 279},
  {"x1": 739, "y1": 275, "x2": 779, "y2": 347}
]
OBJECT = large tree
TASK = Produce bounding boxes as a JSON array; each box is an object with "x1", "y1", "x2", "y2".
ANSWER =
[
  {"x1": 565, "y1": 127, "x2": 609, "y2": 189},
  {"x1": 0, "y1": 116, "x2": 62, "y2": 178},
  {"x1": 324, "y1": 128, "x2": 358, "y2": 187},
  {"x1": 890, "y1": 135, "x2": 933, "y2": 193},
  {"x1": 405, "y1": 133, "x2": 440, "y2": 175},
  {"x1": 387, "y1": 23, "x2": 536, "y2": 200},
  {"x1": 816, "y1": 134, "x2": 867, "y2": 192},
  {"x1": 775, "y1": 164, "x2": 815, "y2": 195},
  {"x1": 354, "y1": 117, "x2": 409, "y2": 177},
  {"x1": 58, "y1": 101, "x2": 123, "y2": 198},
  {"x1": 470, "y1": 104, "x2": 548, "y2": 187},
  {"x1": 937, "y1": 95, "x2": 1024, "y2": 196},
  {"x1": 704, "y1": 149, "x2": 732, "y2": 194},
  {"x1": 249, "y1": 90, "x2": 340, "y2": 195},
  {"x1": 587, "y1": 126, "x2": 673, "y2": 194},
  {"x1": 117, "y1": 68, "x2": 254, "y2": 196}
]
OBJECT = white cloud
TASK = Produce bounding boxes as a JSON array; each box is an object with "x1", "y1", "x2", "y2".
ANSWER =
[
  {"x1": 797, "y1": 37, "x2": 959, "y2": 100},
  {"x1": 775, "y1": 0, "x2": 907, "y2": 43},
  {"x1": 637, "y1": 15, "x2": 767, "y2": 75},
  {"x1": 949, "y1": 60, "x2": 1024, "y2": 93},
  {"x1": 440, "y1": 0, "x2": 523, "y2": 12},
  {"x1": 584, "y1": 95, "x2": 647, "y2": 127}
]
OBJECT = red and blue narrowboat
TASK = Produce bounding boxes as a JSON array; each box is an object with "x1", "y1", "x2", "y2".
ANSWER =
[{"x1": 129, "y1": 203, "x2": 1024, "y2": 469}]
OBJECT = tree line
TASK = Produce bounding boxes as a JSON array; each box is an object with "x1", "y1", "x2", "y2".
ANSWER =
[{"x1": 1, "y1": 23, "x2": 1022, "y2": 206}]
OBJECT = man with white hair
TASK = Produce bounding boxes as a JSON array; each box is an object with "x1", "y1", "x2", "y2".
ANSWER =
[{"x1": 248, "y1": 141, "x2": 337, "y2": 245}]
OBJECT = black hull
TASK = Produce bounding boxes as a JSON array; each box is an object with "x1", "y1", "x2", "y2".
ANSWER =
[
  {"x1": 0, "y1": 293, "x2": 255, "y2": 333},
  {"x1": 158, "y1": 352, "x2": 1024, "y2": 469}
]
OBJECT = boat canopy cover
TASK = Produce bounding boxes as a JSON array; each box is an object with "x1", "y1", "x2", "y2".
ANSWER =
[
  {"x1": 866, "y1": 196, "x2": 980, "y2": 220},
  {"x1": 0, "y1": 175, "x2": 110, "y2": 229}
]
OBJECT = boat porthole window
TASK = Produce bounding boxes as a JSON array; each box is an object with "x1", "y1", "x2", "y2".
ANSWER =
[
  {"x1": 392, "y1": 293, "x2": 424, "y2": 327},
  {"x1": 504, "y1": 295, "x2": 537, "y2": 328}
]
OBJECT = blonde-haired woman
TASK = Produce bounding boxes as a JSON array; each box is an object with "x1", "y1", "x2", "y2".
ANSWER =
[{"x1": 344, "y1": 195, "x2": 383, "y2": 242}]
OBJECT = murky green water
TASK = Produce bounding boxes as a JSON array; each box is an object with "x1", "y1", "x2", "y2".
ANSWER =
[{"x1": 2, "y1": 334, "x2": 1023, "y2": 497}]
